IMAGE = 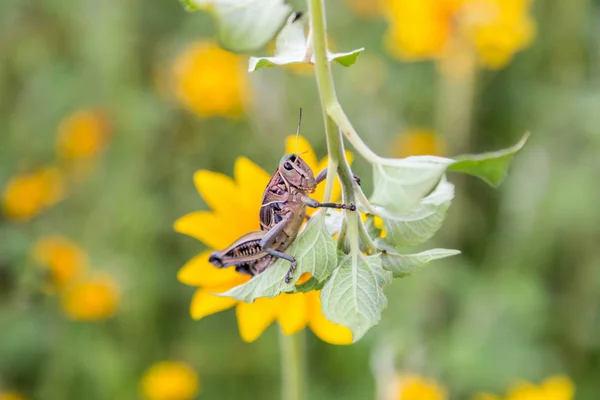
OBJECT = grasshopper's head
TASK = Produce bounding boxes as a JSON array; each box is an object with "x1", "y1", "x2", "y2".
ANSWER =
[{"x1": 278, "y1": 154, "x2": 316, "y2": 191}]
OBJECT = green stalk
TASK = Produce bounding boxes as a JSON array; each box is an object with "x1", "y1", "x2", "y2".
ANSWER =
[
  {"x1": 279, "y1": 330, "x2": 305, "y2": 400},
  {"x1": 308, "y1": 0, "x2": 360, "y2": 251},
  {"x1": 305, "y1": 0, "x2": 380, "y2": 165}
]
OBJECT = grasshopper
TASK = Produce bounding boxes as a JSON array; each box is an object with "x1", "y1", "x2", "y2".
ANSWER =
[{"x1": 209, "y1": 114, "x2": 357, "y2": 283}]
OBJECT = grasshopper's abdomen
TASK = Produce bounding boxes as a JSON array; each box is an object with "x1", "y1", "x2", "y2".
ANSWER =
[
  {"x1": 227, "y1": 239, "x2": 263, "y2": 258},
  {"x1": 208, "y1": 231, "x2": 270, "y2": 277}
]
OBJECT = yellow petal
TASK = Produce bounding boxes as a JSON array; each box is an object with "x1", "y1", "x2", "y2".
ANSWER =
[
  {"x1": 233, "y1": 157, "x2": 271, "y2": 211},
  {"x1": 307, "y1": 291, "x2": 353, "y2": 345},
  {"x1": 194, "y1": 170, "x2": 242, "y2": 215},
  {"x1": 284, "y1": 135, "x2": 318, "y2": 172},
  {"x1": 174, "y1": 211, "x2": 249, "y2": 250},
  {"x1": 398, "y1": 375, "x2": 447, "y2": 400},
  {"x1": 295, "y1": 272, "x2": 312, "y2": 286},
  {"x1": 177, "y1": 251, "x2": 249, "y2": 288},
  {"x1": 276, "y1": 293, "x2": 309, "y2": 335},
  {"x1": 190, "y1": 287, "x2": 238, "y2": 320},
  {"x1": 541, "y1": 376, "x2": 575, "y2": 400},
  {"x1": 235, "y1": 297, "x2": 277, "y2": 342},
  {"x1": 507, "y1": 381, "x2": 536, "y2": 398}
]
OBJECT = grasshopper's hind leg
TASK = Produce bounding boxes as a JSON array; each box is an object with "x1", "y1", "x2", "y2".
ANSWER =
[
  {"x1": 258, "y1": 212, "x2": 297, "y2": 284},
  {"x1": 263, "y1": 248, "x2": 297, "y2": 283}
]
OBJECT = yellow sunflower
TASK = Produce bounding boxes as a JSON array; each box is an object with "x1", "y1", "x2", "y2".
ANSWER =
[
  {"x1": 2, "y1": 166, "x2": 65, "y2": 222},
  {"x1": 396, "y1": 375, "x2": 446, "y2": 400},
  {"x1": 171, "y1": 41, "x2": 249, "y2": 118},
  {"x1": 61, "y1": 272, "x2": 120, "y2": 321},
  {"x1": 382, "y1": 0, "x2": 535, "y2": 69},
  {"x1": 174, "y1": 136, "x2": 353, "y2": 344},
  {"x1": 140, "y1": 361, "x2": 200, "y2": 400},
  {"x1": 473, "y1": 375, "x2": 575, "y2": 400},
  {"x1": 56, "y1": 109, "x2": 110, "y2": 161},
  {"x1": 32, "y1": 235, "x2": 88, "y2": 292},
  {"x1": 392, "y1": 129, "x2": 446, "y2": 158}
]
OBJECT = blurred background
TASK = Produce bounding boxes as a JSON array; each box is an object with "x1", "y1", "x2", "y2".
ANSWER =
[{"x1": 1, "y1": 0, "x2": 599, "y2": 399}]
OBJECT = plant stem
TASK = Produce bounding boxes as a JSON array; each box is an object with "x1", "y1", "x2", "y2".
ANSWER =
[
  {"x1": 279, "y1": 330, "x2": 305, "y2": 400},
  {"x1": 309, "y1": 0, "x2": 371, "y2": 253},
  {"x1": 307, "y1": 0, "x2": 380, "y2": 165},
  {"x1": 322, "y1": 155, "x2": 337, "y2": 203},
  {"x1": 357, "y1": 216, "x2": 378, "y2": 254},
  {"x1": 308, "y1": 0, "x2": 353, "y2": 190},
  {"x1": 327, "y1": 102, "x2": 381, "y2": 164}
]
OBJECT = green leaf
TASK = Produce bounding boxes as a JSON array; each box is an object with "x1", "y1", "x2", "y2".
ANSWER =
[
  {"x1": 248, "y1": 13, "x2": 364, "y2": 71},
  {"x1": 449, "y1": 132, "x2": 530, "y2": 186},
  {"x1": 333, "y1": 50, "x2": 364, "y2": 67},
  {"x1": 185, "y1": 0, "x2": 293, "y2": 53},
  {"x1": 179, "y1": 0, "x2": 200, "y2": 12},
  {"x1": 380, "y1": 248, "x2": 461, "y2": 278},
  {"x1": 320, "y1": 253, "x2": 392, "y2": 342},
  {"x1": 372, "y1": 177, "x2": 454, "y2": 247},
  {"x1": 218, "y1": 212, "x2": 337, "y2": 302},
  {"x1": 369, "y1": 134, "x2": 529, "y2": 214},
  {"x1": 370, "y1": 156, "x2": 454, "y2": 214}
]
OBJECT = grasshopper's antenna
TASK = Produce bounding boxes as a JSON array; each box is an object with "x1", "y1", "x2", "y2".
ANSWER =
[{"x1": 296, "y1": 108, "x2": 303, "y2": 156}]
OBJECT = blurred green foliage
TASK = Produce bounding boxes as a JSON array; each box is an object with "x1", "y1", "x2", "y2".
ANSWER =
[{"x1": 1, "y1": 0, "x2": 600, "y2": 399}]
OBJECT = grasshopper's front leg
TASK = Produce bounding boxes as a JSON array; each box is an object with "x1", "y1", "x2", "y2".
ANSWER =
[
  {"x1": 315, "y1": 168, "x2": 361, "y2": 186},
  {"x1": 300, "y1": 195, "x2": 356, "y2": 211},
  {"x1": 258, "y1": 211, "x2": 298, "y2": 283}
]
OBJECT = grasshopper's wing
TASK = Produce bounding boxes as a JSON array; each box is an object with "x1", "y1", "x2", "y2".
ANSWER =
[
  {"x1": 211, "y1": 231, "x2": 269, "y2": 267},
  {"x1": 261, "y1": 171, "x2": 290, "y2": 206}
]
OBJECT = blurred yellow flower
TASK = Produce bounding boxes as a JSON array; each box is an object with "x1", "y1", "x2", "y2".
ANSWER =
[
  {"x1": 382, "y1": 0, "x2": 535, "y2": 69},
  {"x1": 140, "y1": 361, "x2": 200, "y2": 400},
  {"x1": 56, "y1": 109, "x2": 110, "y2": 161},
  {"x1": 474, "y1": 375, "x2": 575, "y2": 400},
  {"x1": 61, "y1": 273, "x2": 119, "y2": 321},
  {"x1": 383, "y1": 0, "x2": 455, "y2": 60},
  {"x1": 2, "y1": 167, "x2": 65, "y2": 222},
  {"x1": 466, "y1": 0, "x2": 535, "y2": 68},
  {"x1": 174, "y1": 136, "x2": 353, "y2": 344},
  {"x1": 0, "y1": 392, "x2": 27, "y2": 400},
  {"x1": 397, "y1": 375, "x2": 446, "y2": 400},
  {"x1": 32, "y1": 235, "x2": 88, "y2": 292},
  {"x1": 172, "y1": 41, "x2": 249, "y2": 118},
  {"x1": 393, "y1": 129, "x2": 446, "y2": 158}
]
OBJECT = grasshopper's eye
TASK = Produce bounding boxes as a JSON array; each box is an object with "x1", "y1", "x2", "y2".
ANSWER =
[{"x1": 283, "y1": 162, "x2": 293, "y2": 171}]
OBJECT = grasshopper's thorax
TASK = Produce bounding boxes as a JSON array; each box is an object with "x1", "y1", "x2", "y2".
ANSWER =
[
  {"x1": 259, "y1": 154, "x2": 315, "y2": 232},
  {"x1": 261, "y1": 154, "x2": 316, "y2": 204},
  {"x1": 277, "y1": 154, "x2": 317, "y2": 192}
]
